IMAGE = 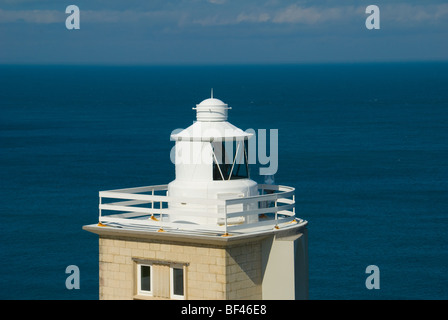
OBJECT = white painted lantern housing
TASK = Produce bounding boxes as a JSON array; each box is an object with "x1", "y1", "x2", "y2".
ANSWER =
[{"x1": 168, "y1": 95, "x2": 258, "y2": 226}]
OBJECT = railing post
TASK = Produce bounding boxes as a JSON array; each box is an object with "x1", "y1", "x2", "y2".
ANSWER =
[
  {"x1": 224, "y1": 201, "x2": 228, "y2": 235},
  {"x1": 98, "y1": 194, "x2": 102, "y2": 225},
  {"x1": 151, "y1": 188, "x2": 154, "y2": 210},
  {"x1": 292, "y1": 194, "x2": 295, "y2": 216},
  {"x1": 274, "y1": 197, "x2": 278, "y2": 227}
]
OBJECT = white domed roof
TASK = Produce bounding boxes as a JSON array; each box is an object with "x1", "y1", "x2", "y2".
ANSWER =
[
  {"x1": 197, "y1": 98, "x2": 227, "y2": 107},
  {"x1": 194, "y1": 92, "x2": 231, "y2": 122}
]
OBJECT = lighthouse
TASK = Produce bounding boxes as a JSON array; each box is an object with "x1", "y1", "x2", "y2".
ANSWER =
[{"x1": 83, "y1": 94, "x2": 308, "y2": 300}]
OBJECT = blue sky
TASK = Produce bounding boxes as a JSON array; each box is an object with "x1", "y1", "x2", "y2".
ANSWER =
[{"x1": 0, "y1": 0, "x2": 447, "y2": 64}]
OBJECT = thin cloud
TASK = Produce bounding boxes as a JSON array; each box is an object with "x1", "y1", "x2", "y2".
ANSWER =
[
  {"x1": 193, "y1": 5, "x2": 362, "y2": 26},
  {"x1": 0, "y1": 8, "x2": 174, "y2": 25},
  {"x1": 272, "y1": 5, "x2": 362, "y2": 24},
  {"x1": 207, "y1": 0, "x2": 226, "y2": 4},
  {"x1": 0, "y1": 9, "x2": 63, "y2": 23},
  {"x1": 236, "y1": 12, "x2": 271, "y2": 24},
  {"x1": 1, "y1": 3, "x2": 447, "y2": 27},
  {"x1": 383, "y1": 3, "x2": 448, "y2": 23}
]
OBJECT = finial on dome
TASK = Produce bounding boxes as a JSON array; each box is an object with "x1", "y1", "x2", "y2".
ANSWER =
[{"x1": 211, "y1": 88, "x2": 213, "y2": 99}]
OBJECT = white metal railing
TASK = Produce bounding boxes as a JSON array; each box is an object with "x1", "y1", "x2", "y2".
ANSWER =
[{"x1": 98, "y1": 184, "x2": 299, "y2": 235}]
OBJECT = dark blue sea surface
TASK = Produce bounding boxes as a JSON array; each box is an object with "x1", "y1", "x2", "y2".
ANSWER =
[{"x1": 1, "y1": 63, "x2": 447, "y2": 299}]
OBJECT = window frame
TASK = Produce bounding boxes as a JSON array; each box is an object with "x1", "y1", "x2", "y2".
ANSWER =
[
  {"x1": 170, "y1": 264, "x2": 185, "y2": 300},
  {"x1": 136, "y1": 263, "x2": 153, "y2": 297},
  {"x1": 212, "y1": 139, "x2": 249, "y2": 181}
]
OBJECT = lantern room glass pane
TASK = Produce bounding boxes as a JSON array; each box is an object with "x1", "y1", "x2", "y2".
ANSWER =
[{"x1": 212, "y1": 139, "x2": 249, "y2": 181}]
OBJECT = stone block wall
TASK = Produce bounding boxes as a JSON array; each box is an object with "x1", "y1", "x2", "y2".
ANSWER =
[{"x1": 98, "y1": 235, "x2": 262, "y2": 300}]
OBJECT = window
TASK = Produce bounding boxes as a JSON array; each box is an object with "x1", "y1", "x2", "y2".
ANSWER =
[
  {"x1": 213, "y1": 139, "x2": 249, "y2": 181},
  {"x1": 170, "y1": 265, "x2": 185, "y2": 299},
  {"x1": 134, "y1": 260, "x2": 187, "y2": 300},
  {"x1": 137, "y1": 264, "x2": 152, "y2": 296}
]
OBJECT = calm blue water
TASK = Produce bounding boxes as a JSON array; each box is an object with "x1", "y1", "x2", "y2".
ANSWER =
[{"x1": 1, "y1": 63, "x2": 447, "y2": 299}]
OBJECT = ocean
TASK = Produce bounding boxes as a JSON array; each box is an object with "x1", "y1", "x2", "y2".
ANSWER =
[{"x1": 0, "y1": 63, "x2": 447, "y2": 299}]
